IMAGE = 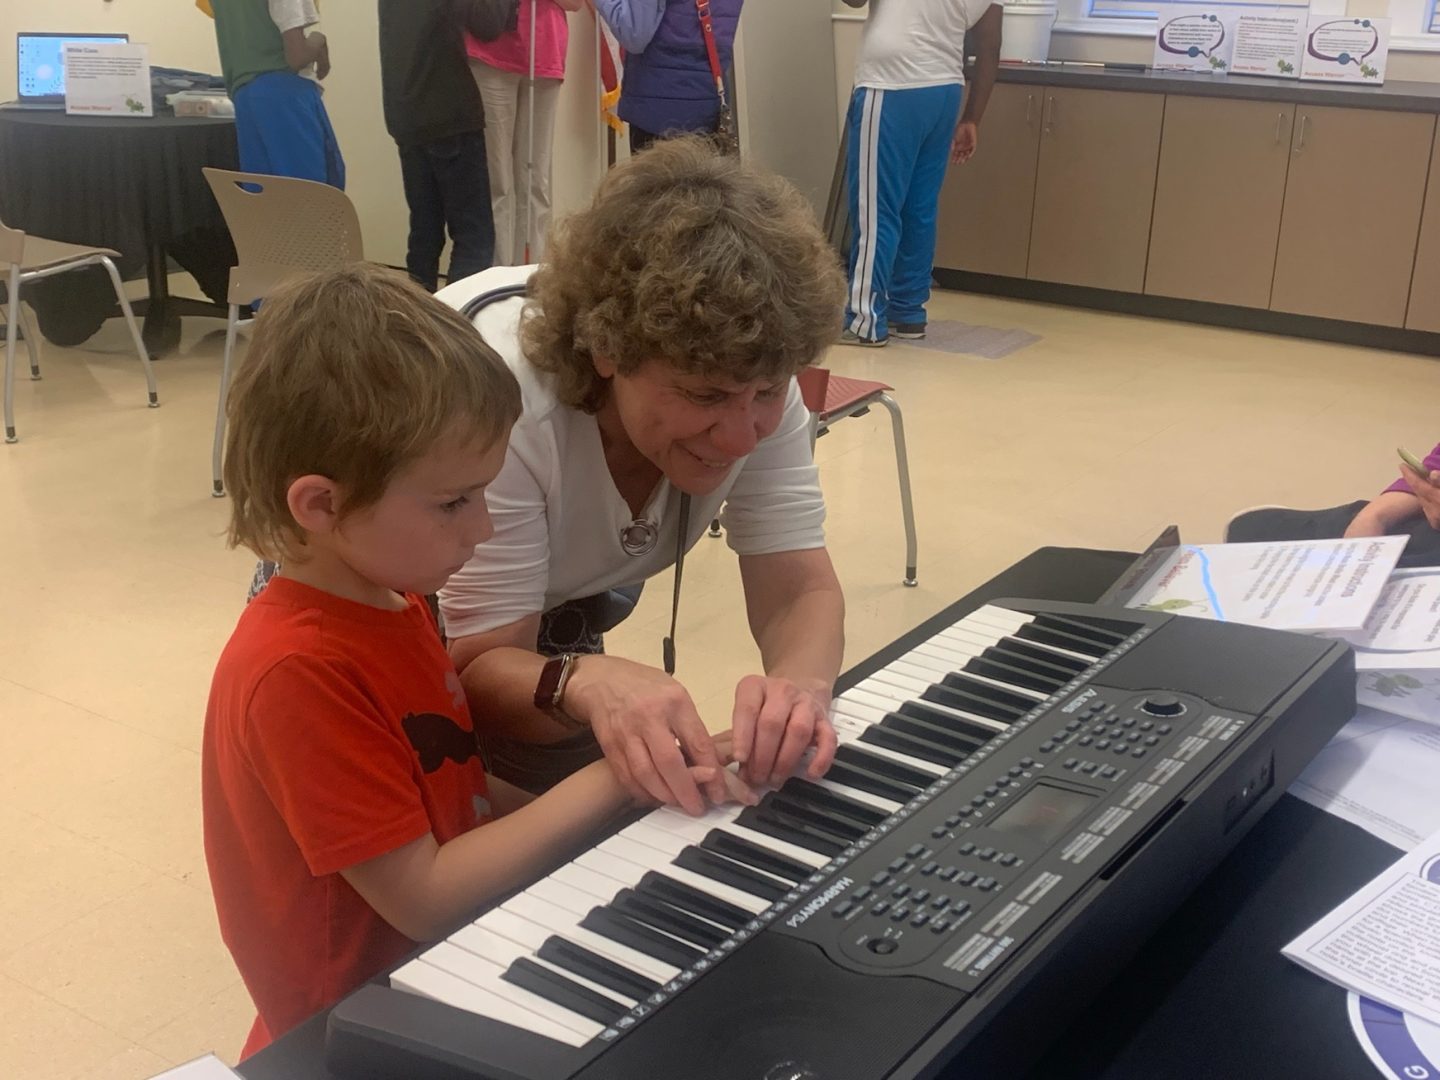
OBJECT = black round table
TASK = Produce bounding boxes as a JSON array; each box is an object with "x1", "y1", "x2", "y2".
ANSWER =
[{"x1": 0, "y1": 109, "x2": 239, "y2": 355}]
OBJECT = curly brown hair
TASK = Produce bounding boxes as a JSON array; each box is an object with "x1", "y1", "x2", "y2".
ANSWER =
[{"x1": 521, "y1": 136, "x2": 845, "y2": 412}]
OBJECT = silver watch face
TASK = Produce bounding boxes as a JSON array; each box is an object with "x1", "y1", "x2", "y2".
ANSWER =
[{"x1": 619, "y1": 518, "x2": 660, "y2": 557}]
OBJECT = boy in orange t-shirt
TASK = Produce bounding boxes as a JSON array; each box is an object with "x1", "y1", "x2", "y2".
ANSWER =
[{"x1": 202, "y1": 264, "x2": 749, "y2": 1057}]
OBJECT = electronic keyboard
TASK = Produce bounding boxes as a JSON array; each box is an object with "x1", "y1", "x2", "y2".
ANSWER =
[{"x1": 326, "y1": 598, "x2": 1355, "y2": 1080}]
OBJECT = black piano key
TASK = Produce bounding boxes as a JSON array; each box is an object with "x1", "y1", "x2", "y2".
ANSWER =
[
  {"x1": 881, "y1": 712, "x2": 984, "y2": 755},
  {"x1": 963, "y1": 654, "x2": 1067, "y2": 696},
  {"x1": 502, "y1": 957, "x2": 628, "y2": 1025},
  {"x1": 611, "y1": 887, "x2": 729, "y2": 949},
  {"x1": 938, "y1": 672, "x2": 1036, "y2": 713},
  {"x1": 984, "y1": 644, "x2": 1080, "y2": 687},
  {"x1": 638, "y1": 871, "x2": 751, "y2": 931},
  {"x1": 780, "y1": 777, "x2": 889, "y2": 828},
  {"x1": 673, "y1": 847, "x2": 788, "y2": 902},
  {"x1": 995, "y1": 636, "x2": 1089, "y2": 675},
  {"x1": 735, "y1": 805, "x2": 847, "y2": 858},
  {"x1": 538, "y1": 936, "x2": 661, "y2": 1002},
  {"x1": 1032, "y1": 612, "x2": 1128, "y2": 648},
  {"x1": 924, "y1": 682, "x2": 1025, "y2": 725},
  {"x1": 762, "y1": 792, "x2": 868, "y2": 843},
  {"x1": 896, "y1": 700, "x2": 1000, "y2": 743},
  {"x1": 833, "y1": 742, "x2": 935, "y2": 790},
  {"x1": 1015, "y1": 620, "x2": 1109, "y2": 658},
  {"x1": 859, "y1": 724, "x2": 965, "y2": 767},
  {"x1": 700, "y1": 829, "x2": 811, "y2": 883},
  {"x1": 822, "y1": 759, "x2": 919, "y2": 805},
  {"x1": 581, "y1": 906, "x2": 705, "y2": 969}
]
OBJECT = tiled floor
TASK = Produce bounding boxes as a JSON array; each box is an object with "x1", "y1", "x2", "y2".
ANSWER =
[{"x1": 3, "y1": 284, "x2": 1438, "y2": 1079}]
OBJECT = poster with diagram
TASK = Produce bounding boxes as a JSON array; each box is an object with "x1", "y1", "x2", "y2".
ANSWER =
[
  {"x1": 1300, "y1": 16, "x2": 1390, "y2": 83},
  {"x1": 1153, "y1": 7, "x2": 1239, "y2": 72}
]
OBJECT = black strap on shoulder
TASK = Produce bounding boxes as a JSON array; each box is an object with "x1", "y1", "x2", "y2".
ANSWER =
[
  {"x1": 459, "y1": 281, "x2": 529, "y2": 321},
  {"x1": 663, "y1": 494, "x2": 691, "y2": 676}
]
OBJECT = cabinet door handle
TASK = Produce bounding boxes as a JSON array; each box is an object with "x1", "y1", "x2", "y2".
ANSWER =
[
  {"x1": 1043, "y1": 94, "x2": 1056, "y2": 135},
  {"x1": 1294, "y1": 114, "x2": 1310, "y2": 154},
  {"x1": 1275, "y1": 112, "x2": 1284, "y2": 146},
  {"x1": 1026, "y1": 92, "x2": 1034, "y2": 127}
]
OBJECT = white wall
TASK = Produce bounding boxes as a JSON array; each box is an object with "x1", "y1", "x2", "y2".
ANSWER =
[{"x1": 2, "y1": 1, "x2": 610, "y2": 268}]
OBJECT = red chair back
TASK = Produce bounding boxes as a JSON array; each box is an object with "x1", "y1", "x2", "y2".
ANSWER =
[{"x1": 797, "y1": 366, "x2": 830, "y2": 415}]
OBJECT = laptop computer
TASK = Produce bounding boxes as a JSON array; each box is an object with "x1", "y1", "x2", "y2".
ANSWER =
[{"x1": 3, "y1": 31, "x2": 131, "y2": 110}]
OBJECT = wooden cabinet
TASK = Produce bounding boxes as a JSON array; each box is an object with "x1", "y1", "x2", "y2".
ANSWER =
[
  {"x1": 1270, "y1": 105, "x2": 1435, "y2": 328},
  {"x1": 934, "y1": 83, "x2": 1042, "y2": 278},
  {"x1": 1407, "y1": 134, "x2": 1440, "y2": 333},
  {"x1": 1026, "y1": 88, "x2": 1165, "y2": 293},
  {"x1": 1146, "y1": 98, "x2": 1294, "y2": 309}
]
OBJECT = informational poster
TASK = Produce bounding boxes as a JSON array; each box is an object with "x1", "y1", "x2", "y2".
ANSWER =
[
  {"x1": 1123, "y1": 536, "x2": 1406, "y2": 633},
  {"x1": 63, "y1": 42, "x2": 153, "y2": 117},
  {"x1": 1331, "y1": 569, "x2": 1440, "y2": 670},
  {"x1": 1300, "y1": 16, "x2": 1390, "y2": 84},
  {"x1": 1153, "y1": 7, "x2": 1239, "y2": 73},
  {"x1": 1231, "y1": 10, "x2": 1305, "y2": 78},
  {"x1": 1358, "y1": 668, "x2": 1440, "y2": 726}
]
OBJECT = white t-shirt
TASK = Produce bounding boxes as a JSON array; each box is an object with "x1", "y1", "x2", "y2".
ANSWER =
[
  {"x1": 435, "y1": 266, "x2": 828, "y2": 641},
  {"x1": 269, "y1": 0, "x2": 320, "y2": 81},
  {"x1": 853, "y1": 0, "x2": 998, "y2": 91}
]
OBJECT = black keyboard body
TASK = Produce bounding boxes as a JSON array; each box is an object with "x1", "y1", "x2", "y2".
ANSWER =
[{"x1": 325, "y1": 598, "x2": 1354, "y2": 1080}]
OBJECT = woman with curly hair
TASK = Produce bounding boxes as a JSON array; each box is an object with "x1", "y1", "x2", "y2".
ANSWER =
[{"x1": 436, "y1": 136, "x2": 848, "y2": 815}]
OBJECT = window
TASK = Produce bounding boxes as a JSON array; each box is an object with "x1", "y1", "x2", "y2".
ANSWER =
[{"x1": 1089, "y1": 0, "x2": 1307, "y2": 20}]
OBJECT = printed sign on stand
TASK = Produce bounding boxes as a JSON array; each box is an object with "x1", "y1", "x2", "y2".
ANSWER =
[
  {"x1": 63, "y1": 42, "x2": 153, "y2": 117},
  {"x1": 1300, "y1": 16, "x2": 1390, "y2": 83},
  {"x1": 1231, "y1": 10, "x2": 1305, "y2": 78},
  {"x1": 1153, "y1": 7, "x2": 1239, "y2": 73}
]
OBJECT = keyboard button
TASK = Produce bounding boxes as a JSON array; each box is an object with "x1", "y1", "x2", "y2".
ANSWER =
[
  {"x1": 920, "y1": 860, "x2": 938, "y2": 876},
  {"x1": 957, "y1": 871, "x2": 977, "y2": 886},
  {"x1": 977, "y1": 847, "x2": 996, "y2": 861},
  {"x1": 931, "y1": 918, "x2": 951, "y2": 933},
  {"x1": 998, "y1": 853, "x2": 1018, "y2": 866},
  {"x1": 892, "y1": 884, "x2": 911, "y2": 899},
  {"x1": 871, "y1": 901, "x2": 891, "y2": 916},
  {"x1": 910, "y1": 912, "x2": 931, "y2": 928},
  {"x1": 911, "y1": 889, "x2": 931, "y2": 904},
  {"x1": 931, "y1": 894, "x2": 950, "y2": 910},
  {"x1": 831, "y1": 901, "x2": 854, "y2": 918},
  {"x1": 905, "y1": 843, "x2": 927, "y2": 859},
  {"x1": 1096, "y1": 739, "x2": 1111, "y2": 750},
  {"x1": 890, "y1": 906, "x2": 911, "y2": 922},
  {"x1": 958, "y1": 842, "x2": 977, "y2": 856},
  {"x1": 851, "y1": 886, "x2": 872, "y2": 902},
  {"x1": 976, "y1": 877, "x2": 998, "y2": 891},
  {"x1": 937, "y1": 866, "x2": 959, "y2": 881}
]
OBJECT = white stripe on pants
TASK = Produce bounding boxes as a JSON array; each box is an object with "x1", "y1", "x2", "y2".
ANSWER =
[
  {"x1": 848, "y1": 88, "x2": 885, "y2": 341},
  {"x1": 469, "y1": 61, "x2": 561, "y2": 266}
]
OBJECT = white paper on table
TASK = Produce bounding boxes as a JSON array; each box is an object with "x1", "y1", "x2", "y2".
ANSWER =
[
  {"x1": 1300, "y1": 15, "x2": 1390, "y2": 83},
  {"x1": 1349, "y1": 992, "x2": 1440, "y2": 1080},
  {"x1": 147, "y1": 1054, "x2": 241, "y2": 1079},
  {"x1": 1329, "y1": 569, "x2": 1440, "y2": 670},
  {"x1": 1152, "y1": 6, "x2": 1239, "y2": 72},
  {"x1": 1123, "y1": 536, "x2": 1405, "y2": 632},
  {"x1": 1231, "y1": 9, "x2": 1305, "y2": 77},
  {"x1": 1282, "y1": 823, "x2": 1440, "y2": 1027},
  {"x1": 1290, "y1": 706, "x2": 1440, "y2": 850},
  {"x1": 63, "y1": 42, "x2": 153, "y2": 117},
  {"x1": 1358, "y1": 669, "x2": 1440, "y2": 726}
]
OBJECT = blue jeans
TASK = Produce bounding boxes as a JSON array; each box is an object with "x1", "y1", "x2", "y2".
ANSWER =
[{"x1": 397, "y1": 131, "x2": 495, "y2": 292}]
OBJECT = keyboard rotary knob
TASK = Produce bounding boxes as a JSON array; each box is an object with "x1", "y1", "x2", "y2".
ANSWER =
[{"x1": 1140, "y1": 693, "x2": 1185, "y2": 717}]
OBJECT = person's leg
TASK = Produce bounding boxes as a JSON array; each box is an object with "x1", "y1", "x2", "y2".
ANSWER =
[
  {"x1": 436, "y1": 130, "x2": 496, "y2": 287},
  {"x1": 844, "y1": 86, "x2": 923, "y2": 344},
  {"x1": 397, "y1": 141, "x2": 447, "y2": 292},
  {"x1": 471, "y1": 62, "x2": 520, "y2": 266},
  {"x1": 629, "y1": 126, "x2": 660, "y2": 154},
  {"x1": 1224, "y1": 502, "x2": 1370, "y2": 544},
  {"x1": 518, "y1": 77, "x2": 562, "y2": 262},
  {"x1": 890, "y1": 84, "x2": 964, "y2": 333}
]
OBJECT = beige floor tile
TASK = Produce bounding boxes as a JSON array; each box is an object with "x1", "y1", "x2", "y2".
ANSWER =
[
  {"x1": 0, "y1": 876, "x2": 239, "y2": 1040},
  {"x1": 77, "y1": 1045, "x2": 175, "y2": 1080},
  {"x1": 0, "y1": 972, "x2": 133, "y2": 1080},
  {"x1": 0, "y1": 801, "x2": 154, "y2": 962},
  {"x1": 136, "y1": 980, "x2": 252, "y2": 1069}
]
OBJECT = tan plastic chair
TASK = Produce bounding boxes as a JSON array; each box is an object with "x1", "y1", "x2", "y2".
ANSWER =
[
  {"x1": 1, "y1": 221, "x2": 158, "y2": 443},
  {"x1": 202, "y1": 168, "x2": 364, "y2": 496}
]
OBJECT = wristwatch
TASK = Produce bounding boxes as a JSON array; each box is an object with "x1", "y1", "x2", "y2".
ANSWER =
[{"x1": 534, "y1": 653, "x2": 584, "y2": 729}]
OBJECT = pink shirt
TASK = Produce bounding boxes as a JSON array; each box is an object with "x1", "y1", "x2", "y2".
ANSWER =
[{"x1": 466, "y1": 0, "x2": 569, "y2": 80}]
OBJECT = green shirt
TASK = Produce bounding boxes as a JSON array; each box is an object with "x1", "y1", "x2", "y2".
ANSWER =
[{"x1": 212, "y1": 0, "x2": 295, "y2": 93}]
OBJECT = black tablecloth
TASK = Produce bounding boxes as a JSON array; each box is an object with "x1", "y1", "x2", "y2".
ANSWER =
[
  {"x1": 238, "y1": 547, "x2": 1396, "y2": 1080},
  {"x1": 0, "y1": 110, "x2": 237, "y2": 345}
]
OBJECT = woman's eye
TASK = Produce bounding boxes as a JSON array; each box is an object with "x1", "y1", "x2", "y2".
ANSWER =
[
  {"x1": 440, "y1": 496, "x2": 469, "y2": 513},
  {"x1": 758, "y1": 385, "x2": 786, "y2": 401}
]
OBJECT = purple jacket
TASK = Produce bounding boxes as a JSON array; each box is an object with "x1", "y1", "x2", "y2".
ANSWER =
[
  {"x1": 599, "y1": 0, "x2": 743, "y2": 137},
  {"x1": 1387, "y1": 442, "x2": 1440, "y2": 494}
]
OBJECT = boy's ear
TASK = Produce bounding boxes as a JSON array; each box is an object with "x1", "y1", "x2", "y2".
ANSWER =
[
  {"x1": 286, "y1": 474, "x2": 342, "y2": 535},
  {"x1": 592, "y1": 353, "x2": 617, "y2": 379}
]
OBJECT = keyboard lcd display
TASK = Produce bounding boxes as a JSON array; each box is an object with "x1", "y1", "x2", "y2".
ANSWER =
[{"x1": 989, "y1": 783, "x2": 1096, "y2": 848}]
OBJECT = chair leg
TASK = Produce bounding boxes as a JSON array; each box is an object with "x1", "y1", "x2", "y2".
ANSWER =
[
  {"x1": 17, "y1": 302, "x2": 40, "y2": 379},
  {"x1": 99, "y1": 256, "x2": 159, "y2": 409},
  {"x1": 213, "y1": 304, "x2": 240, "y2": 496},
  {"x1": 877, "y1": 393, "x2": 918, "y2": 586},
  {"x1": 4, "y1": 268, "x2": 19, "y2": 443},
  {"x1": 708, "y1": 518, "x2": 721, "y2": 538}
]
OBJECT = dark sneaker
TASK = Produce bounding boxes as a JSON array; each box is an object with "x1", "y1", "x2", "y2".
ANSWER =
[
  {"x1": 892, "y1": 322, "x2": 927, "y2": 340},
  {"x1": 839, "y1": 329, "x2": 888, "y2": 348}
]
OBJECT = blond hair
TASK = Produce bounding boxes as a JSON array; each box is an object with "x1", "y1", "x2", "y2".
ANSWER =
[
  {"x1": 522, "y1": 136, "x2": 845, "y2": 412},
  {"x1": 224, "y1": 264, "x2": 521, "y2": 562}
]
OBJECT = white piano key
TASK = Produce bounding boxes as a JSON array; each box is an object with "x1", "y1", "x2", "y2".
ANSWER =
[
  {"x1": 597, "y1": 833, "x2": 676, "y2": 874},
  {"x1": 450, "y1": 923, "x2": 637, "y2": 1007},
  {"x1": 934, "y1": 626, "x2": 1003, "y2": 654},
  {"x1": 576, "y1": 847, "x2": 650, "y2": 886},
  {"x1": 650, "y1": 806, "x2": 831, "y2": 869},
  {"x1": 554, "y1": 862, "x2": 633, "y2": 904},
  {"x1": 645, "y1": 861, "x2": 771, "y2": 915},
  {"x1": 964, "y1": 605, "x2": 1032, "y2": 633},
  {"x1": 828, "y1": 696, "x2": 888, "y2": 725},
  {"x1": 888, "y1": 658, "x2": 955, "y2": 686},
  {"x1": 499, "y1": 893, "x2": 682, "y2": 984},
  {"x1": 867, "y1": 666, "x2": 932, "y2": 698},
  {"x1": 842, "y1": 685, "x2": 910, "y2": 715},
  {"x1": 530, "y1": 874, "x2": 601, "y2": 918},
  {"x1": 390, "y1": 958, "x2": 589, "y2": 1047},
  {"x1": 423, "y1": 941, "x2": 605, "y2": 1040},
  {"x1": 808, "y1": 775, "x2": 905, "y2": 813},
  {"x1": 911, "y1": 644, "x2": 1044, "y2": 700}
]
